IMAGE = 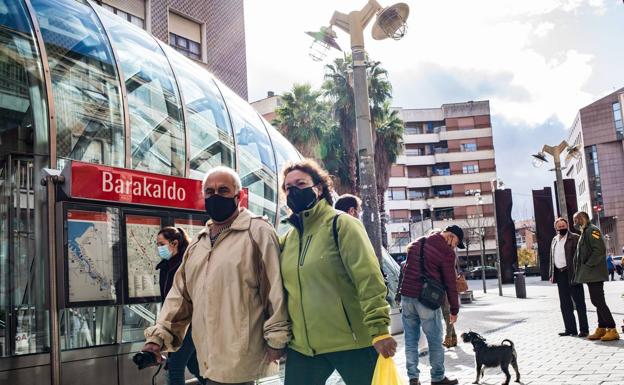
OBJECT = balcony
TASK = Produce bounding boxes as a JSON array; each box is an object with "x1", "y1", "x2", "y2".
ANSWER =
[
  {"x1": 431, "y1": 171, "x2": 497, "y2": 186},
  {"x1": 434, "y1": 149, "x2": 495, "y2": 163},
  {"x1": 397, "y1": 154, "x2": 435, "y2": 166},
  {"x1": 403, "y1": 133, "x2": 440, "y2": 144},
  {"x1": 439, "y1": 127, "x2": 492, "y2": 141}
]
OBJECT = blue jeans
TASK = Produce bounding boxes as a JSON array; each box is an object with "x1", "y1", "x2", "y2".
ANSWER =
[
  {"x1": 167, "y1": 327, "x2": 206, "y2": 385},
  {"x1": 401, "y1": 296, "x2": 445, "y2": 382}
]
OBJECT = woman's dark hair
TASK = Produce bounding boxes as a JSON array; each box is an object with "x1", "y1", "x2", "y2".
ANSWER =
[
  {"x1": 158, "y1": 227, "x2": 191, "y2": 258},
  {"x1": 281, "y1": 159, "x2": 334, "y2": 205}
]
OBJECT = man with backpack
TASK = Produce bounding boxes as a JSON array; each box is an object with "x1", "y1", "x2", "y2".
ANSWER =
[{"x1": 398, "y1": 226, "x2": 465, "y2": 385}]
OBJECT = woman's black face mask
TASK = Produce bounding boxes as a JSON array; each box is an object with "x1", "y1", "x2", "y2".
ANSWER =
[{"x1": 286, "y1": 186, "x2": 318, "y2": 214}]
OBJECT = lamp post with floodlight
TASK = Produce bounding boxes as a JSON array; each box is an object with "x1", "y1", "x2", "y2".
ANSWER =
[{"x1": 306, "y1": 0, "x2": 409, "y2": 260}]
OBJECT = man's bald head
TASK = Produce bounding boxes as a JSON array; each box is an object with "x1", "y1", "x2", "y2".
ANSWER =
[{"x1": 203, "y1": 166, "x2": 242, "y2": 198}]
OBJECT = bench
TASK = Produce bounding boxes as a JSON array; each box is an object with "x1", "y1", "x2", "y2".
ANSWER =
[{"x1": 460, "y1": 290, "x2": 474, "y2": 304}]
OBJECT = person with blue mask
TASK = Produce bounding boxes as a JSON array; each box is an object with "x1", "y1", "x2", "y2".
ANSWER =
[{"x1": 156, "y1": 226, "x2": 206, "y2": 385}]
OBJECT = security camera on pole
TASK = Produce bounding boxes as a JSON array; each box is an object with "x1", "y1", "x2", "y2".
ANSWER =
[{"x1": 306, "y1": 0, "x2": 409, "y2": 261}]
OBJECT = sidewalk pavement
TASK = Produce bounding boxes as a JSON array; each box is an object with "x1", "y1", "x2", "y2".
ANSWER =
[{"x1": 261, "y1": 276, "x2": 624, "y2": 385}]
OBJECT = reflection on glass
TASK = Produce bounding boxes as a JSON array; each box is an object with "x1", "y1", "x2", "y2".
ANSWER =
[
  {"x1": 262, "y1": 118, "x2": 301, "y2": 234},
  {"x1": 175, "y1": 217, "x2": 208, "y2": 239},
  {"x1": 216, "y1": 81, "x2": 277, "y2": 223},
  {"x1": 31, "y1": 0, "x2": 124, "y2": 166},
  {"x1": 161, "y1": 45, "x2": 235, "y2": 180},
  {"x1": 96, "y1": 9, "x2": 185, "y2": 176},
  {"x1": 2, "y1": 157, "x2": 49, "y2": 355},
  {"x1": 122, "y1": 303, "x2": 160, "y2": 343},
  {"x1": 60, "y1": 306, "x2": 117, "y2": 350},
  {"x1": 0, "y1": 0, "x2": 49, "y2": 157}
]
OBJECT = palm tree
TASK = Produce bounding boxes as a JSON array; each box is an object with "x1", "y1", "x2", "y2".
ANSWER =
[
  {"x1": 272, "y1": 83, "x2": 329, "y2": 160},
  {"x1": 373, "y1": 101, "x2": 404, "y2": 248},
  {"x1": 322, "y1": 55, "x2": 358, "y2": 193}
]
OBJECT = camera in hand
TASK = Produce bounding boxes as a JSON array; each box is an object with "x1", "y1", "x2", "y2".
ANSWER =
[{"x1": 133, "y1": 351, "x2": 159, "y2": 370}]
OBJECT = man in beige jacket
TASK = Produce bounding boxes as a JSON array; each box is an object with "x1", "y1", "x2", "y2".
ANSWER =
[{"x1": 142, "y1": 167, "x2": 290, "y2": 384}]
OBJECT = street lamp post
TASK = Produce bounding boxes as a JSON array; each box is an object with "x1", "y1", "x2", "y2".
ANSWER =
[
  {"x1": 532, "y1": 141, "x2": 581, "y2": 223},
  {"x1": 307, "y1": 0, "x2": 409, "y2": 261},
  {"x1": 476, "y1": 193, "x2": 487, "y2": 293}
]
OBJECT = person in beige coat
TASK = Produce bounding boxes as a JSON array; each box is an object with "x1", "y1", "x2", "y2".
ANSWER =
[{"x1": 142, "y1": 167, "x2": 290, "y2": 384}]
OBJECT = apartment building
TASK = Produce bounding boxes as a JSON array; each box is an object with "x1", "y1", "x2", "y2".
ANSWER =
[
  {"x1": 96, "y1": 0, "x2": 248, "y2": 99},
  {"x1": 566, "y1": 88, "x2": 624, "y2": 254},
  {"x1": 386, "y1": 101, "x2": 498, "y2": 266}
]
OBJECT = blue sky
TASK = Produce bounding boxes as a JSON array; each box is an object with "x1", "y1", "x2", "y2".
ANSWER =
[{"x1": 244, "y1": 0, "x2": 624, "y2": 219}]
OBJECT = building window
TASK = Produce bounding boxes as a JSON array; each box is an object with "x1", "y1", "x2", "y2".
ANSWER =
[
  {"x1": 168, "y1": 12, "x2": 203, "y2": 62},
  {"x1": 434, "y1": 207, "x2": 454, "y2": 220},
  {"x1": 460, "y1": 142, "x2": 477, "y2": 152},
  {"x1": 98, "y1": 2, "x2": 145, "y2": 29},
  {"x1": 169, "y1": 33, "x2": 201, "y2": 61},
  {"x1": 462, "y1": 164, "x2": 479, "y2": 174},
  {"x1": 391, "y1": 164, "x2": 405, "y2": 177},
  {"x1": 432, "y1": 163, "x2": 450, "y2": 176},
  {"x1": 613, "y1": 102, "x2": 623, "y2": 138},
  {"x1": 408, "y1": 189, "x2": 427, "y2": 200},
  {"x1": 433, "y1": 185, "x2": 453, "y2": 198},
  {"x1": 390, "y1": 188, "x2": 406, "y2": 201}
]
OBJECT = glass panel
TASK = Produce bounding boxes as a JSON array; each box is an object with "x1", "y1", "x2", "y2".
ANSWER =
[
  {"x1": 65, "y1": 208, "x2": 120, "y2": 305},
  {"x1": 60, "y1": 306, "x2": 116, "y2": 349},
  {"x1": 31, "y1": 0, "x2": 124, "y2": 166},
  {"x1": 122, "y1": 303, "x2": 159, "y2": 342},
  {"x1": 124, "y1": 215, "x2": 162, "y2": 300},
  {"x1": 263, "y1": 121, "x2": 301, "y2": 234},
  {"x1": 97, "y1": 9, "x2": 185, "y2": 176},
  {"x1": 130, "y1": 16, "x2": 144, "y2": 29},
  {"x1": 174, "y1": 217, "x2": 208, "y2": 239},
  {"x1": 189, "y1": 41, "x2": 200, "y2": 55},
  {"x1": 2, "y1": 156, "x2": 50, "y2": 355},
  {"x1": 217, "y1": 81, "x2": 278, "y2": 223},
  {"x1": 161, "y1": 45, "x2": 235, "y2": 180},
  {"x1": 0, "y1": 0, "x2": 49, "y2": 156}
]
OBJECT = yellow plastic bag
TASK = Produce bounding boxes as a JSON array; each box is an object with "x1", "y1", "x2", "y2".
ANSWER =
[{"x1": 371, "y1": 355, "x2": 406, "y2": 385}]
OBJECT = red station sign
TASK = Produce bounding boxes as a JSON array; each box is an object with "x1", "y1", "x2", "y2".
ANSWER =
[{"x1": 65, "y1": 161, "x2": 206, "y2": 211}]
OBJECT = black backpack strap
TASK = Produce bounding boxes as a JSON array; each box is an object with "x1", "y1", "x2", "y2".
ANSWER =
[
  {"x1": 332, "y1": 213, "x2": 341, "y2": 257},
  {"x1": 419, "y1": 237, "x2": 427, "y2": 282}
]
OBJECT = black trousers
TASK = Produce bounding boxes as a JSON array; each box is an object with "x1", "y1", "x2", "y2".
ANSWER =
[
  {"x1": 284, "y1": 347, "x2": 378, "y2": 385},
  {"x1": 555, "y1": 269, "x2": 589, "y2": 334},
  {"x1": 587, "y1": 282, "x2": 616, "y2": 328}
]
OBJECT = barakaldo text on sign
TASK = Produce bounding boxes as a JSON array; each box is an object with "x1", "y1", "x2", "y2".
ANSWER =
[{"x1": 66, "y1": 161, "x2": 204, "y2": 211}]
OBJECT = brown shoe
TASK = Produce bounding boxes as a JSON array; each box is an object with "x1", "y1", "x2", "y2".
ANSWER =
[
  {"x1": 600, "y1": 328, "x2": 620, "y2": 341},
  {"x1": 450, "y1": 335, "x2": 457, "y2": 347},
  {"x1": 409, "y1": 379, "x2": 421, "y2": 385},
  {"x1": 588, "y1": 327, "x2": 607, "y2": 340},
  {"x1": 442, "y1": 336, "x2": 452, "y2": 348}
]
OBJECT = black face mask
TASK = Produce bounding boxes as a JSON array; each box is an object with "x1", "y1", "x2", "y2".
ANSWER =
[
  {"x1": 205, "y1": 194, "x2": 238, "y2": 222},
  {"x1": 287, "y1": 186, "x2": 318, "y2": 214},
  {"x1": 558, "y1": 229, "x2": 568, "y2": 236}
]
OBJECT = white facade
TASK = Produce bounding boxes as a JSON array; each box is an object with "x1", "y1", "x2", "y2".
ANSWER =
[
  {"x1": 566, "y1": 113, "x2": 592, "y2": 219},
  {"x1": 386, "y1": 101, "x2": 498, "y2": 262}
]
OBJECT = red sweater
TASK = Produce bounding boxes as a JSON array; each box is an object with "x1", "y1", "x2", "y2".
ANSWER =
[{"x1": 399, "y1": 233, "x2": 460, "y2": 315}]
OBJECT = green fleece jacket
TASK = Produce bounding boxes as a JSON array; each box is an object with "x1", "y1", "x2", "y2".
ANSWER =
[{"x1": 279, "y1": 200, "x2": 390, "y2": 356}]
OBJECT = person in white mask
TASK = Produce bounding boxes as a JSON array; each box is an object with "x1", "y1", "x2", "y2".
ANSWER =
[{"x1": 155, "y1": 226, "x2": 206, "y2": 385}]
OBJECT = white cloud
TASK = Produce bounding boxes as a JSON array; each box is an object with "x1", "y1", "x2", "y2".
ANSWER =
[
  {"x1": 534, "y1": 22, "x2": 555, "y2": 37},
  {"x1": 245, "y1": 0, "x2": 608, "y2": 126}
]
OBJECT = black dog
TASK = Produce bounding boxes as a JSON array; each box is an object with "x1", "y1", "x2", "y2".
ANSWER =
[{"x1": 461, "y1": 331, "x2": 520, "y2": 385}]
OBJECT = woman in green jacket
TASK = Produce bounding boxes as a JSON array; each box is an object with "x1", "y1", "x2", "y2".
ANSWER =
[{"x1": 279, "y1": 159, "x2": 397, "y2": 385}]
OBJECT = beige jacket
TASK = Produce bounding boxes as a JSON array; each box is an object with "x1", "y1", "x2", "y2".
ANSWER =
[{"x1": 144, "y1": 208, "x2": 290, "y2": 383}]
